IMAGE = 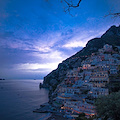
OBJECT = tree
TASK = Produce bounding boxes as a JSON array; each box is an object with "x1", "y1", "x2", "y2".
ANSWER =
[
  {"x1": 61, "y1": 0, "x2": 82, "y2": 14},
  {"x1": 105, "y1": 12, "x2": 120, "y2": 18},
  {"x1": 108, "y1": 83, "x2": 120, "y2": 93},
  {"x1": 95, "y1": 91, "x2": 120, "y2": 120},
  {"x1": 45, "y1": 0, "x2": 120, "y2": 18},
  {"x1": 75, "y1": 112, "x2": 95, "y2": 120},
  {"x1": 63, "y1": 0, "x2": 120, "y2": 18}
]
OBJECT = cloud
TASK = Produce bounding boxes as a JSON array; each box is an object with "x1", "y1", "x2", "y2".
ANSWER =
[
  {"x1": 32, "y1": 50, "x2": 66, "y2": 59},
  {"x1": 13, "y1": 62, "x2": 60, "y2": 77},
  {"x1": 0, "y1": 26, "x2": 106, "y2": 55},
  {"x1": 0, "y1": 23, "x2": 111, "y2": 79},
  {"x1": 16, "y1": 62, "x2": 58, "y2": 70},
  {"x1": 0, "y1": 30, "x2": 63, "y2": 53},
  {"x1": 61, "y1": 28, "x2": 106, "y2": 49}
]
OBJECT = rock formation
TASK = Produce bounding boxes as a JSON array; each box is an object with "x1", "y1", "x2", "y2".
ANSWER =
[{"x1": 42, "y1": 25, "x2": 120, "y2": 99}]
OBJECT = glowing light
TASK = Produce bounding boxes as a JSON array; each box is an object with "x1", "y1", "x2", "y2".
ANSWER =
[{"x1": 16, "y1": 62, "x2": 59, "y2": 70}]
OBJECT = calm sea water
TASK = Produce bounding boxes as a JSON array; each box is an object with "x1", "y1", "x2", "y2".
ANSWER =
[{"x1": 0, "y1": 79, "x2": 49, "y2": 120}]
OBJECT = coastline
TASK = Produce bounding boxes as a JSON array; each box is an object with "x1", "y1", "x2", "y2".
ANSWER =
[
  {"x1": 38, "y1": 113, "x2": 52, "y2": 120},
  {"x1": 37, "y1": 112, "x2": 71, "y2": 120},
  {"x1": 33, "y1": 102, "x2": 73, "y2": 120},
  {"x1": 46, "y1": 113, "x2": 71, "y2": 120}
]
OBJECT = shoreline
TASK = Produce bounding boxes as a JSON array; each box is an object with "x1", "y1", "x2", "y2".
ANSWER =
[
  {"x1": 38, "y1": 113, "x2": 52, "y2": 120},
  {"x1": 33, "y1": 103, "x2": 74, "y2": 120},
  {"x1": 46, "y1": 113, "x2": 72, "y2": 120}
]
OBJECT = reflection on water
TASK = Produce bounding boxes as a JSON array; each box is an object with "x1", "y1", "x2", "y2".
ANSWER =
[{"x1": 0, "y1": 79, "x2": 49, "y2": 120}]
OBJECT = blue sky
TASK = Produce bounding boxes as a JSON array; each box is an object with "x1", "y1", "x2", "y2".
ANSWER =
[{"x1": 0, "y1": 0, "x2": 120, "y2": 79}]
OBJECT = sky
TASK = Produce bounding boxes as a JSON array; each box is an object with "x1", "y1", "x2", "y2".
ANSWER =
[{"x1": 0, "y1": 0, "x2": 120, "y2": 79}]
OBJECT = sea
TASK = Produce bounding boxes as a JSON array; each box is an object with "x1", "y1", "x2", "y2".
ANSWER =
[{"x1": 0, "y1": 79, "x2": 49, "y2": 120}]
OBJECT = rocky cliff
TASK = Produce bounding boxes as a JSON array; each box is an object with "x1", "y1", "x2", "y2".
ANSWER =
[{"x1": 42, "y1": 25, "x2": 120, "y2": 93}]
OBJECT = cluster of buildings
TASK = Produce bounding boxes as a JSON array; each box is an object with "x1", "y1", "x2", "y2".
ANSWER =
[{"x1": 52, "y1": 44, "x2": 120, "y2": 118}]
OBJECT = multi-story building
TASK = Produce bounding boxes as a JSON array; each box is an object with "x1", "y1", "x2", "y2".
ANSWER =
[
  {"x1": 63, "y1": 100, "x2": 96, "y2": 116},
  {"x1": 90, "y1": 71, "x2": 109, "y2": 87},
  {"x1": 103, "y1": 44, "x2": 113, "y2": 52},
  {"x1": 88, "y1": 87, "x2": 109, "y2": 98},
  {"x1": 58, "y1": 87, "x2": 81, "y2": 95}
]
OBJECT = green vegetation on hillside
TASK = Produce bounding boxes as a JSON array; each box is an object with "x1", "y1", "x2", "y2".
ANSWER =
[{"x1": 95, "y1": 91, "x2": 120, "y2": 120}]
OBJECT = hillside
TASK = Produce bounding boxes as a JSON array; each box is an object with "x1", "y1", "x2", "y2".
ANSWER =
[{"x1": 42, "y1": 25, "x2": 120, "y2": 93}]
